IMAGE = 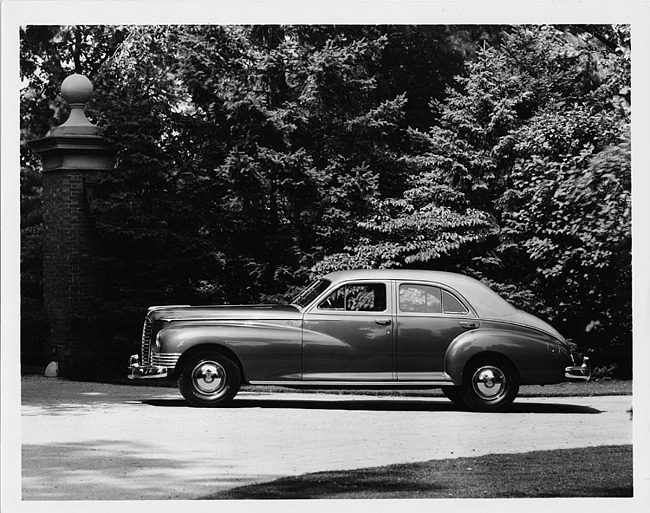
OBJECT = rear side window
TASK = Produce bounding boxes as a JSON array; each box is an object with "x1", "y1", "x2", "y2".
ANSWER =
[
  {"x1": 399, "y1": 284, "x2": 468, "y2": 315},
  {"x1": 319, "y1": 283, "x2": 387, "y2": 312},
  {"x1": 399, "y1": 284, "x2": 442, "y2": 313},
  {"x1": 442, "y1": 290, "x2": 468, "y2": 314}
]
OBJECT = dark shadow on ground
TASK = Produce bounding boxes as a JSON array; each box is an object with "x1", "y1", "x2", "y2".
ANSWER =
[
  {"x1": 203, "y1": 444, "x2": 633, "y2": 500},
  {"x1": 504, "y1": 402, "x2": 601, "y2": 414},
  {"x1": 142, "y1": 397, "x2": 601, "y2": 414}
]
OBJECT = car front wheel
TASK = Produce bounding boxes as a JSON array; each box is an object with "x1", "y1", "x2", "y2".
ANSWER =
[
  {"x1": 461, "y1": 359, "x2": 519, "y2": 412},
  {"x1": 178, "y1": 351, "x2": 241, "y2": 407}
]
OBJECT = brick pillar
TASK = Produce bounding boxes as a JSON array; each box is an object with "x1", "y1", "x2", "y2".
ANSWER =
[{"x1": 28, "y1": 74, "x2": 114, "y2": 377}]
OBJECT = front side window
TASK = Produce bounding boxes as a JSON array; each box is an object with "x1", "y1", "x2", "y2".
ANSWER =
[
  {"x1": 318, "y1": 283, "x2": 387, "y2": 312},
  {"x1": 399, "y1": 284, "x2": 468, "y2": 315}
]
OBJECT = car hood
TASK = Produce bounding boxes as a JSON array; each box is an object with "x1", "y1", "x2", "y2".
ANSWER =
[
  {"x1": 518, "y1": 311, "x2": 565, "y2": 342},
  {"x1": 147, "y1": 304, "x2": 302, "y2": 322}
]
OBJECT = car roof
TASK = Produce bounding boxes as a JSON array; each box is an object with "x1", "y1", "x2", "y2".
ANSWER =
[{"x1": 324, "y1": 269, "x2": 476, "y2": 287}]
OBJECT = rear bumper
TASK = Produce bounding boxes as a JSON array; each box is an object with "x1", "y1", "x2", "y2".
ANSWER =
[
  {"x1": 128, "y1": 354, "x2": 168, "y2": 379},
  {"x1": 565, "y1": 355, "x2": 590, "y2": 381}
]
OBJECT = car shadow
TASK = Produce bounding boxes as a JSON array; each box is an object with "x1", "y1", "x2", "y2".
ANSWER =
[
  {"x1": 503, "y1": 402, "x2": 601, "y2": 414},
  {"x1": 142, "y1": 397, "x2": 601, "y2": 414}
]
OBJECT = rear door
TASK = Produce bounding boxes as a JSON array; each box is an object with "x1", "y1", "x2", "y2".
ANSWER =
[
  {"x1": 396, "y1": 282, "x2": 477, "y2": 381},
  {"x1": 302, "y1": 280, "x2": 394, "y2": 381}
]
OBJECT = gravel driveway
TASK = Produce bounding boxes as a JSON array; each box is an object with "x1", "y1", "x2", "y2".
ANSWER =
[{"x1": 19, "y1": 375, "x2": 632, "y2": 500}]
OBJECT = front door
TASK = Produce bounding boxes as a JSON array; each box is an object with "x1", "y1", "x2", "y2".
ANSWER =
[{"x1": 302, "y1": 281, "x2": 394, "y2": 381}]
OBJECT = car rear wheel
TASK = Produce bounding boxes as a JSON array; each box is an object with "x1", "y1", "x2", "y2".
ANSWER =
[
  {"x1": 461, "y1": 358, "x2": 519, "y2": 412},
  {"x1": 178, "y1": 351, "x2": 241, "y2": 407}
]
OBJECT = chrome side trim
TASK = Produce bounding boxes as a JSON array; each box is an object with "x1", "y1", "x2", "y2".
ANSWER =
[
  {"x1": 151, "y1": 352, "x2": 181, "y2": 369},
  {"x1": 248, "y1": 380, "x2": 456, "y2": 387}
]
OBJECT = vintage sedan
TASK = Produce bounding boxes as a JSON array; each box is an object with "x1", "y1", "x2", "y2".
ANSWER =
[{"x1": 128, "y1": 269, "x2": 590, "y2": 411}]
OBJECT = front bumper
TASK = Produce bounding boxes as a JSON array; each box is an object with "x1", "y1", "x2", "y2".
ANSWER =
[
  {"x1": 128, "y1": 354, "x2": 169, "y2": 379},
  {"x1": 565, "y1": 356, "x2": 591, "y2": 381}
]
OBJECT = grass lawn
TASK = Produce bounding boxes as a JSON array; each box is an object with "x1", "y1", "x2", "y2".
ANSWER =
[{"x1": 205, "y1": 444, "x2": 633, "y2": 499}]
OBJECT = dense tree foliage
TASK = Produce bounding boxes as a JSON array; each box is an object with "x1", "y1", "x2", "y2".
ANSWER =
[
  {"x1": 319, "y1": 25, "x2": 631, "y2": 373},
  {"x1": 447, "y1": 26, "x2": 631, "y2": 371},
  {"x1": 20, "y1": 25, "x2": 631, "y2": 376}
]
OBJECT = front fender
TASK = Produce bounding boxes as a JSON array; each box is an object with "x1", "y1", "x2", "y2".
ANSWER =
[
  {"x1": 444, "y1": 327, "x2": 567, "y2": 385},
  {"x1": 157, "y1": 320, "x2": 303, "y2": 381}
]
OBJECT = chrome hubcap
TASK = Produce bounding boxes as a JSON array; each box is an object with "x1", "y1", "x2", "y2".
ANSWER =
[
  {"x1": 192, "y1": 360, "x2": 227, "y2": 397},
  {"x1": 471, "y1": 366, "x2": 507, "y2": 401}
]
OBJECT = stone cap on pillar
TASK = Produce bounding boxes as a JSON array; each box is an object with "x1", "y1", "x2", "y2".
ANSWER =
[{"x1": 28, "y1": 73, "x2": 115, "y2": 172}]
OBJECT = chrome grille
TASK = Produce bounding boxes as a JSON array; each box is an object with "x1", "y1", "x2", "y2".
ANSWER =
[
  {"x1": 141, "y1": 317, "x2": 153, "y2": 365},
  {"x1": 151, "y1": 352, "x2": 181, "y2": 369}
]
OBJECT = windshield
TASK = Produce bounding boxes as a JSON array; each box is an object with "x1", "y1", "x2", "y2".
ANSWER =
[{"x1": 291, "y1": 279, "x2": 331, "y2": 308}]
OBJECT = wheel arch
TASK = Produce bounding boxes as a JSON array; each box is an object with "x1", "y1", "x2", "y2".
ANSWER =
[
  {"x1": 171, "y1": 343, "x2": 246, "y2": 382},
  {"x1": 444, "y1": 330, "x2": 524, "y2": 385},
  {"x1": 461, "y1": 351, "x2": 521, "y2": 383}
]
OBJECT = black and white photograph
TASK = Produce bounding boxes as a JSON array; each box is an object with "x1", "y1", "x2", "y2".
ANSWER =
[{"x1": 2, "y1": 1, "x2": 649, "y2": 512}]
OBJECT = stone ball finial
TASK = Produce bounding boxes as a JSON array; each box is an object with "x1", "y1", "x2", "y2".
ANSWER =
[
  {"x1": 53, "y1": 73, "x2": 98, "y2": 134},
  {"x1": 61, "y1": 73, "x2": 94, "y2": 105}
]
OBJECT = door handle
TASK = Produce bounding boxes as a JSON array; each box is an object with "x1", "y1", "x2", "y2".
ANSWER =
[
  {"x1": 459, "y1": 321, "x2": 478, "y2": 329},
  {"x1": 375, "y1": 319, "x2": 392, "y2": 326}
]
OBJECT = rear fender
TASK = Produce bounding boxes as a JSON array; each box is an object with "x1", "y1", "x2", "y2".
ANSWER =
[{"x1": 444, "y1": 328, "x2": 562, "y2": 385}]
